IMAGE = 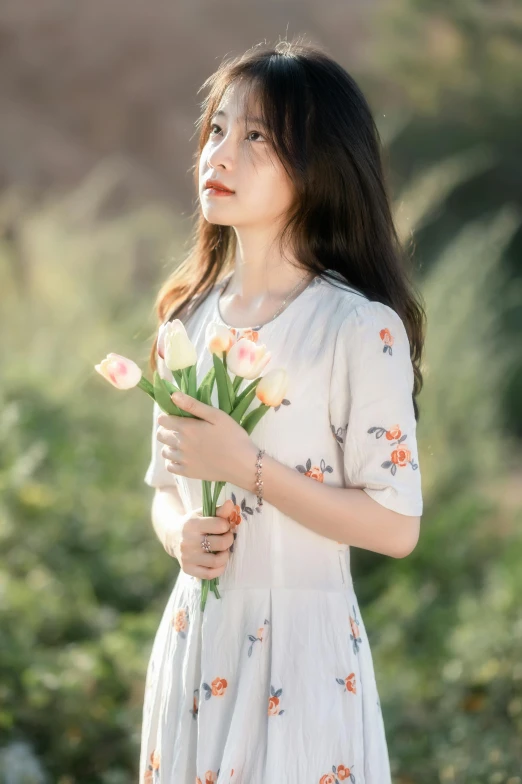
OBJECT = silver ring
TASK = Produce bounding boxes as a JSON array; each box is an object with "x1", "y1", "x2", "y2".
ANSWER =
[{"x1": 201, "y1": 534, "x2": 212, "y2": 553}]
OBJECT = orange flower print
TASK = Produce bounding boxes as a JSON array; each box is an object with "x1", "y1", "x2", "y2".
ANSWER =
[
  {"x1": 349, "y1": 605, "x2": 363, "y2": 654},
  {"x1": 336, "y1": 672, "x2": 357, "y2": 695},
  {"x1": 367, "y1": 423, "x2": 419, "y2": 473},
  {"x1": 226, "y1": 491, "x2": 251, "y2": 551},
  {"x1": 231, "y1": 327, "x2": 259, "y2": 343},
  {"x1": 391, "y1": 444, "x2": 412, "y2": 467},
  {"x1": 379, "y1": 327, "x2": 394, "y2": 355},
  {"x1": 171, "y1": 606, "x2": 189, "y2": 637},
  {"x1": 247, "y1": 618, "x2": 270, "y2": 657},
  {"x1": 189, "y1": 687, "x2": 199, "y2": 720},
  {"x1": 202, "y1": 676, "x2": 228, "y2": 700},
  {"x1": 204, "y1": 771, "x2": 217, "y2": 784},
  {"x1": 319, "y1": 763, "x2": 357, "y2": 783},
  {"x1": 268, "y1": 685, "x2": 285, "y2": 716},
  {"x1": 296, "y1": 457, "x2": 334, "y2": 481},
  {"x1": 144, "y1": 749, "x2": 160, "y2": 783}
]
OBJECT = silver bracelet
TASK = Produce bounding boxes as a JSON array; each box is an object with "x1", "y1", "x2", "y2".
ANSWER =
[{"x1": 255, "y1": 448, "x2": 265, "y2": 511}]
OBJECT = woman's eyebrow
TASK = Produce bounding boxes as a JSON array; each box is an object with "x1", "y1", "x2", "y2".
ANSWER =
[{"x1": 211, "y1": 109, "x2": 268, "y2": 128}]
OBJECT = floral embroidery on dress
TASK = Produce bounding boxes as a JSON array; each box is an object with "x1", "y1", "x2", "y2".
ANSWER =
[
  {"x1": 268, "y1": 685, "x2": 285, "y2": 715},
  {"x1": 349, "y1": 606, "x2": 363, "y2": 654},
  {"x1": 273, "y1": 395, "x2": 291, "y2": 412},
  {"x1": 335, "y1": 672, "x2": 357, "y2": 694},
  {"x1": 296, "y1": 457, "x2": 334, "y2": 481},
  {"x1": 189, "y1": 687, "x2": 199, "y2": 720},
  {"x1": 379, "y1": 327, "x2": 394, "y2": 355},
  {"x1": 367, "y1": 423, "x2": 419, "y2": 473},
  {"x1": 196, "y1": 771, "x2": 216, "y2": 784},
  {"x1": 144, "y1": 749, "x2": 160, "y2": 783},
  {"x1": 230, "y1": 327, "x2": 260, "y2": 343},
  {"x1": 319, "y1": 763, "x2": 356, "y2": 783},
  {"x1": 202, "y1": 676, "x2": 228, "y2": 700},
  {"x1": 196, "y1": 768, "x2": 236, "y2": 784},
  {"x1": 171, "y1": 606, "x2": 189, "y2": 637},
  {"x1": 246, "y1": 618, "x2": 270, "y2": 656},
  {"x1": 331, "y1": 422, "x2": 348, "y2": 447},
  {"x1": 227, "y1": 490, "x2": 253, "y2": 551}
]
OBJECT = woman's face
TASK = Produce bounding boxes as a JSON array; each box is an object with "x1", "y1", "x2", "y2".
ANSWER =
[{"x1": 198, "y1": 80, "x2": 296, "y2": 230}]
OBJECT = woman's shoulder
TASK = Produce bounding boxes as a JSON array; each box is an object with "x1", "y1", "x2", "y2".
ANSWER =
[{"x1": 317, "y1": 272, "x2": 407, "y2": 343}]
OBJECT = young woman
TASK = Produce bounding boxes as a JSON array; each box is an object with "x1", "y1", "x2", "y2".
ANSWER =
[{"x1": 140, "y1": 39, "x2": 425, "y2": 784}]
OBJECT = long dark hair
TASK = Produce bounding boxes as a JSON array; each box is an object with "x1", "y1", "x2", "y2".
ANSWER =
[{"x1": 150, "y1": 38, "x2": 426, "y2": 418}]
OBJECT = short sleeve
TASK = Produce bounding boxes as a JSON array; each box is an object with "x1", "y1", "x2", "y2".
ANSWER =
[
  {"x1": 143, "y1": 323, "x2": 180, "y2": 489},
  {"x1": 328, "y1": 301, "x2": 423, "y2": 516}
]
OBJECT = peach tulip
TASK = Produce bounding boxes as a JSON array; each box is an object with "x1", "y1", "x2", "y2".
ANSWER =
[
  {"x1": 226, "y1": 338, "x2": 271, "y2": 380},
  {"x1": 161, "y1": 319, "x2": 197, "y2": 371},
  {"x1": 205, "y1": 322, "x2": 235, "y2": 355},
  {"x1": 94, "y1": 353, "x2": 142, "y2": 390},
  {"x1": 256, "y1": 368, "x2": 289, "y2": 406}
]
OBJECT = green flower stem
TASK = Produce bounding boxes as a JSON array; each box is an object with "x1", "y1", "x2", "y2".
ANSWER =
[
  {"x1": 137, "y1": 376, "x2": 155, "y2": 400},
  {"x1": 200, "y1": 478, "x2": 227, "y2": 611}
]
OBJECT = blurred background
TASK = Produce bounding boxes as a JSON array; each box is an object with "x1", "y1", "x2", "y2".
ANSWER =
[{"x1": 1, "y1": 2, "x2": 522, "y2": 782}]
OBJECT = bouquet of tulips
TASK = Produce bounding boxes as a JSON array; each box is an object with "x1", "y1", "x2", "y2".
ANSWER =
[{"x1": 95, "y1": 319, "x2": 288, "y2": 612}]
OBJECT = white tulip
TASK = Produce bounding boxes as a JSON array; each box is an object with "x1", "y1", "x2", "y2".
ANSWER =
[
  {"x1": 162, "y1": 319, "x2": 198, "y2": 371},
  {"x1": 256, "y1": 368, "x2": 289, "y2": 406},
  {"x1": 205, "y1": 322, "x2": 235, "y2": 355}
]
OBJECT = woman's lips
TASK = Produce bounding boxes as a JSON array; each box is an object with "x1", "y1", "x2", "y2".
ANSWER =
[{"x1": 204, "y1": 187, "x2": 235, "y2": 197}]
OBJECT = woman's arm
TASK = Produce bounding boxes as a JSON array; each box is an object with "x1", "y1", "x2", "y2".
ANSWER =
[
  {"x1": 237, "y1": 448, "x2": 421, "y2": 559},
  {"x1": 151, "y1": 485, "x2": 187, "y2": 562}
]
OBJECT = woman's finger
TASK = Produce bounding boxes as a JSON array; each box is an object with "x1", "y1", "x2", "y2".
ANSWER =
[
  {"x1": 156, "y1": 426, "x2": 182, "y2": 448},
  {"x1": 161, "y1": 445, "x2": 182, "y2": 462}
]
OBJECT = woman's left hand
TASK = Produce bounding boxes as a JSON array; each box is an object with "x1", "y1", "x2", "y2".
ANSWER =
[{"x1": 156, "y1": 390, "x2": 258, "y2": 487}]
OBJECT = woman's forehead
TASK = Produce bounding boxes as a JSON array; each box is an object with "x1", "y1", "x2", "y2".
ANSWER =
[{"x1": 216, "y1": 80, "x2": 262, "y2": 118}]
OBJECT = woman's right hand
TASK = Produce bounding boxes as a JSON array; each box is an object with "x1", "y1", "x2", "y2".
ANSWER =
[{"x1": 165, "y1": 499, "x2": 236, "y2": 580}]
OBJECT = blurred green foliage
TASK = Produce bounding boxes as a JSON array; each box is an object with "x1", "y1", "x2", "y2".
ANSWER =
[{"x1": 0, "y1": 186, "x2": 186, "y2": 783}]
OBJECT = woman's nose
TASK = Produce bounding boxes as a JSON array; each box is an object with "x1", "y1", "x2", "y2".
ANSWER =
[{"x1": 207, "y1": 134, "x2": 236, "y2": 169}]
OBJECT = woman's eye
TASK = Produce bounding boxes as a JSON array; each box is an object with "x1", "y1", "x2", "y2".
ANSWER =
[
  {"x1": 209, "y1": 124, "x2": 265, "y2": 143},
  {"x1": 247, "y1": 131, "x2": 265, "y2": 143}
]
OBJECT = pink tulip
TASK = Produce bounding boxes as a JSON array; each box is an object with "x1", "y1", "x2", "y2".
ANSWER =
[
  {"x1": 226, "y1": 338, "x2": 271, "y2": 380},
  {"x1": 95, "y1": 353, "x2": 142, "y2": 390},
  {"x1": 256, "y1": 368, "x2": 289, "y2": 406}
]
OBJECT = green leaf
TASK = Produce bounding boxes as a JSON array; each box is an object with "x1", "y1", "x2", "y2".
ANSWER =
[
  {"x1": 197, "y1": 367, "x2": 216, "y2": 402},
  {"x1": 235, "y1": 377, "x2": 260, "y2": 405},
  {"x1": 212, "y1": 353, "x2": 233, "y2": 414},
  {"x1": 187, "y1": 364, "x2": 198, "y2": 398},
  {"x1": 180, "y1": 368, "x2": 188, "y2": 394},
  {"x1": 161, "y1": 377, "x2": 190, "y2": 417},
  {"x1": 172, "y1": 368, "x2": 183, "y2": 388},
  {"x1": 153, "y1": 371, "x2": 180, "y2": 415},
  {"x1": 230, "y1": 387, "x2": 257, "y2": 423},
  {"x1": 241, "y1": 403, "x2": 271, "y2": 434}
]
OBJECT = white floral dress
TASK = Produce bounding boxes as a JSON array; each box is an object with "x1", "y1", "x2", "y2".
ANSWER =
[{"x1": 139, "y1": 270, "x2": 423, "y2": 784}]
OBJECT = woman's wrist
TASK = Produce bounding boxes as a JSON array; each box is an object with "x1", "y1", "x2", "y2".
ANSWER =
[{"x1": 233, "y1": 441, "x2": 262, "y2": 495}]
